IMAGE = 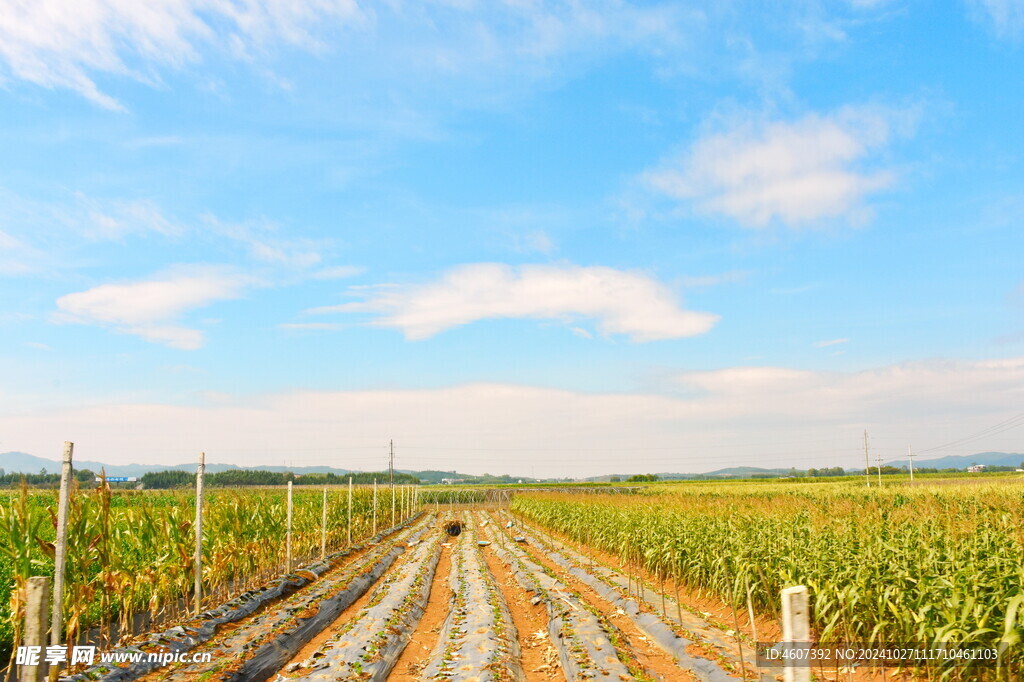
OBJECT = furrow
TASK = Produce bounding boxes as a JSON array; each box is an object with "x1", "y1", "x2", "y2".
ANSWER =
[
  {"x1": 478, "y1": 514, "x2": 636, "y2": 680},
  {"x1": 285, "y1": 526, "x2": 445, "y2": 680},
  {"x1": 421, "y1": 513, "x2": 524, "y2": 682}
]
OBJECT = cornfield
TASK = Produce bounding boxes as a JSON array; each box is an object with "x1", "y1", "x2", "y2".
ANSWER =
[
  {"x1": 512, "y1": 480, "x2": 1024, "y2": 677},
  {"x1": 0, "y1": 480, "x2": 407, "y2": 663}
]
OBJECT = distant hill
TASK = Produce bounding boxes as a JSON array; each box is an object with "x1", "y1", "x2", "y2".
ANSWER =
[
  {"x1": 0, "y1": 451, "x2": 353, "y2": 478},
  {"x1": 587, "y1": 466, "x2": 795, "y2": 482},
  {"x1": 884, "y1": 451, "x2": 1024, "y2": 470}
]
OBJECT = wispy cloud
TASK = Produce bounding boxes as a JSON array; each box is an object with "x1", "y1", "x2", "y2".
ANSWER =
[
  {"x1": 644, "y1": 105, "x2": 914, "y2": 227},
  {"x1": 814, "y1": 338, "x2": 849, "y2": 348},
  {"x1": 969, "y1": 0, "x2": 1024, "y2": 40},
  {"x1": 305, "y1": 263, "x2": 719, "y2": 342},
  {"x1": 54, "y1": 265, "x2": 255, "y2": 349},
  {"x1": 0, "y1": 0, "x2": 693, "y2": 109},
  {"x1": 0, "y1": 229, "x2": 45, "y2": 275},
  {"x1": 0, "y1": 0, "x2": 366, "y2": 109},
  {"x1": 309, "y1": 266, "x2": 365, "y2": 280}
]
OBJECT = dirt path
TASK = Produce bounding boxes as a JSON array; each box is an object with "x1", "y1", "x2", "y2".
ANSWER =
[{"x1": 387, "y1": 539, "x2": 454, "y2": 680}]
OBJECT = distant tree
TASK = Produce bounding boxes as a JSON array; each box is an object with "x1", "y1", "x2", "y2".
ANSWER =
[
  {"x1": 627, "y1": 474, "x2": 659, "y2": 483},
  {"x1": 142, "y1": 470, "x2": 196, "y2": 489},
  {"x1": 609, "y1": 476, "x2": 621, "y2": 482}
]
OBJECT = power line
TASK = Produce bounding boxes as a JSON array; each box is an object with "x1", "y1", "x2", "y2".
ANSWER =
[{"x1": 918, "y1": 411, "x2": 1024, "y2": 454}]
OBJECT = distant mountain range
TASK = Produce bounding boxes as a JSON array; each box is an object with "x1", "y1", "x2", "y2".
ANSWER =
[
  {"x1": 0, "y1": 452, "x2": 354, "y2": 478},
  {"x1": 882, "y1": 451, "x2": 1024, "y2": 470},
  {"x1": 3, "y1": 450, "x2": 1021, "y2": 482}
]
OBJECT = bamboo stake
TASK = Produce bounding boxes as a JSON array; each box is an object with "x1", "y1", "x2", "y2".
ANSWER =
[{"x1": 373, "y1": 479, "x2": 378, "y2": 535}]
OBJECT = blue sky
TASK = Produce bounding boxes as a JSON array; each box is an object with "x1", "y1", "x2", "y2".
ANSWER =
[{"x1": 1, "y1": 0, "x2": 1022, "y2": 477}]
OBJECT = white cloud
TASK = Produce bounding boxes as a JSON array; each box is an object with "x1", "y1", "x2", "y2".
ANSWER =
[
  {"x1": 2, "y1": 357, "x2": 1023, "y2": 476},
  {"x1": 645, "y1": 106, "x2": 911, "y2": 227},
  {"x1": 54, "y1": 265, "x2": 254, "y2": 349},
  {"x1": 0, "y1": 0, "x2": 365, "y2": 109},
  {"x1": 305, "y1": 263, "x2": 719, "y2": 341},
  {"x1": 814, "y1": 338, "x2": 849, "y2": 348},
  {"x1": 969, "y1": 0, "x2": 1024, "y2": 39},
  {"x1": 0, "y1": 0, "x2": 691, "y2": 109},
  {"x1": 674, "y1": 358, "x2": 1024, "y2": 421}
]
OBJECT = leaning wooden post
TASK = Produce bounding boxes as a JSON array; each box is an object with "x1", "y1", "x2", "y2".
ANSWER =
[
  {"x1": 22, "y1": 576, "x2": 50, "y2": 682},
  {"x1": 781, "y1": 585, "x2": 811, "y2": 682},
  {"x1": 193, "y1": 452, "x2": 205, "y2": 616},
  {"x1": 51, "y1": 441, "x2": 73, "y2": 650},
  {"x1": 320, "y1": 487, "x2": 328, "y2": 560},
  {"x1": 347, "y1": 476, "x2": 353, "y2": 546},
  {"x1": 372, "y1": 479, "x2": 378, "y2": 535},
  {"x1": 286, "y1": 481, "x2": 294, "y2": 573}
]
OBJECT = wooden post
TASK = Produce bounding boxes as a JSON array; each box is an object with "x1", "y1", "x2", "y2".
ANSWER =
[
  {"x1": 373, "y1": 479, "x2": 378, "y2": 535},
  {"x1": 320, "y1": 487, "x2": 327, "y2": 560},
  {"x1": 51, "y1": 442, "x2": 73, "y2": 648},
  {"x1": 347, "y1": 476, "x2": 353, "y2": 546},
  {"x1": 781, "y1": 585, "x2": 810, "y2": 682},
  {"x1": 286, "y1": 481, "x2": 293, "y2": 573},
  {"x1": 22, "y1": 576, "x2": 50, "y2": 682},
  {"x1": 391, "y1": 482, "x2": 396, "y2": 527},
  {"x1": 193, "y1": 452, "x2": 205, "y2": 616}
]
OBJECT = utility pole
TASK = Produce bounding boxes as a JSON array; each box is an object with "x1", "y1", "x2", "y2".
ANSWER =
[
  {"x1": 875, "y1": 449, "x2": 883, "y2": 488},
  {"x1": 908, "y1": 445, "x2": 915, "y2": 483},
  {"x1": 389, "y1": 439, "x2": 394, "y2": 492},
  {"x1": 863, "y1": 430, "x2": 871, "y2": 488}
]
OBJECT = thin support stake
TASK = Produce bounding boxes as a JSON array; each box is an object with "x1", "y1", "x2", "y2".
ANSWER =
[
  {"x1": 51, "y1": 441, "x2": 73, "y2": 648},
  {"x1": 373, "y1": 479, "x2": 378, "y2": 535},
  {"x1": 746, "y1": 580, "x2": 761, "y2": 680},
  {"x1": 320, "y1": 487, "x2": 327, "y2": 560},
  {"x1": 193, "y1": 452, "x2": 205, "y2": 616},
  {"x1": 286, "y1": 481, "x2": 293, "y2": 573},
  {"x1": 347, "y1": 476, "x2": 353, "y2": 546}
]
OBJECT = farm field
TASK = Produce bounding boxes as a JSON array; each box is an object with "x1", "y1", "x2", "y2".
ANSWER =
[
  {"x1": 2, "y1": 477, "x2": 1023, "y2": 680},
  {"x1": 0, "y1": 481, "x2": 418, "y2": 668}
]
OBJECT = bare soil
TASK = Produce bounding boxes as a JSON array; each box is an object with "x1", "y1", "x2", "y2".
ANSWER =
[
  {"x1": 478, "y1": 534, "x2": 566, "y2": 682},
  {"x1": 387, "y1": 540, "x2": 454, "y2": 680}
]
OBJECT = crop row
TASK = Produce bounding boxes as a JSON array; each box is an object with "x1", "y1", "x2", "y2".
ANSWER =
[{"x1": 511, "y1": 484, "x2": 1024, "y2": 678}]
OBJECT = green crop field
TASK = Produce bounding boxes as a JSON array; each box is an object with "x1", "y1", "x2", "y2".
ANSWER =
[
  {"x1": 0, "y1": 481, "x2": 410, "y2": 664},
  {"x1": 512, "y1": 477, "x2": 1024, "y2": 678}
]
